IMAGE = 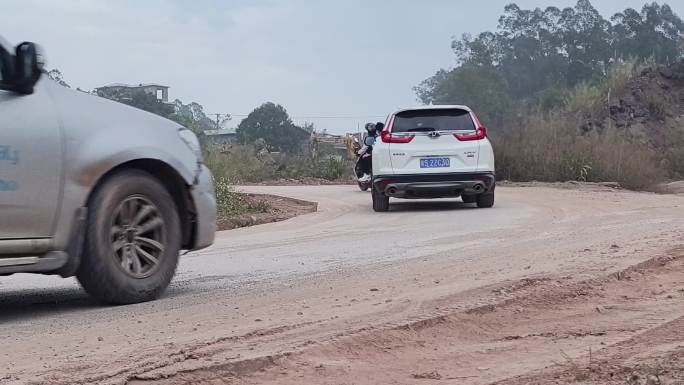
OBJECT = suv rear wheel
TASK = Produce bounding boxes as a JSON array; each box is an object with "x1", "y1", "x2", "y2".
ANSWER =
[
  {"x1": 476, "y1": 191, "x2": 495, "y2": 208},
  {"x1": 77, "y1": 170, "x2": 181, "y2": 304},
  {"x1": 372, "y1": 186, "x2": 390, "y2": 212}
]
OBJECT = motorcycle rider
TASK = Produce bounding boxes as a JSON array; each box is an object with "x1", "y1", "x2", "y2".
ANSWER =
[{"x1": 358, "y1": 122, "x2": 383, "y2": 183}]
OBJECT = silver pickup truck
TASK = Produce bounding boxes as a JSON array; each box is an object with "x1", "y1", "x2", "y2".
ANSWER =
[{"x1": 0, "y1": 37, "x2": 216, "y2": 304}]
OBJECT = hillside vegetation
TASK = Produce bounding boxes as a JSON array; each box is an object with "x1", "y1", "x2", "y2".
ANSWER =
[
  {"x1": 494, "y1": 60, "x2": 684, "y2": 189},
  {"x1": 417, "y1": 1, "x2": 684, "y2": 189}
]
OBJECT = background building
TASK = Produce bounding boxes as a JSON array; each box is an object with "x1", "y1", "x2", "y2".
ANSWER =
[{"x1": 95, "y1": 83, "x2": 170, "y2": 103}]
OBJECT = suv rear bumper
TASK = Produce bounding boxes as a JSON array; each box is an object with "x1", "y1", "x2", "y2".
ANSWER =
[{"x1": 373, "y1": 172, "x2": 495, "y2": 199}]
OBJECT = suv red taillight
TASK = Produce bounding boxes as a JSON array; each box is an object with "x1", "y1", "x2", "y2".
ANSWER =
[
  {"x1": 455, "y1": 112, "x2": 487, "y2": 141},
  {"x1": 454, "y1": 127, "x2": 487, "y2": 141},
  {"x1": 381, "y1": 131, "x2": 415, "y2": 143},
  {"x1": 380, "y1": 114, "x2": 415, "y2": 143}
]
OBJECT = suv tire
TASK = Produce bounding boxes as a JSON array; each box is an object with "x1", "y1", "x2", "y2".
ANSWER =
[
  {"x1": 461, "y1": 194, "x2": 477, "y2": 204},
  {"x1": 372, "y1": 186, "x2": 390, "y2": 212},
  {"x1": 476, "y1": 191, "x2": 495, "y2": 208},
  {"x1": 77, "y1": 170, "x2": 181, "y2": 304}
]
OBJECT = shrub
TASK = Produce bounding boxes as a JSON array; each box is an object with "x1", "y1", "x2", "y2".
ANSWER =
[
  {"x1": 214, "y1": 177, "x2": 254, "y2": 218},
  {"x1": 204, "y1": 144, "x2": 353, "y2": 183},
  {"x1": 644, "y1": 93, "x2": 667, "y2": 119},
  {"x1": 204, "y1": 146, "x2": 276, "y2": 183},
  {"x1": 564, "y1": 83, "x2": 603, "y2": 114},
  {"x1": 315, "y1": 157, "x2": 348, "y2": 181},
  {"x1": 540, "y1": 88, "x2": 569, "y2": 112}
]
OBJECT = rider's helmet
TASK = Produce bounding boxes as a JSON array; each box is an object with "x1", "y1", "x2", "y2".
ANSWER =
[{"x1": 365, "y1": 122, "x2": 377, "y2": 136}]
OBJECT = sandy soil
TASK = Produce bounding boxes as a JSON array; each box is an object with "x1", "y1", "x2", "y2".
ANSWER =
[
  {"x1": 1, "y1": 184, "x2": 683, "y2": 385},
  {"x1": 180, "y1": 250, "x2": 683, "y2": 385}
]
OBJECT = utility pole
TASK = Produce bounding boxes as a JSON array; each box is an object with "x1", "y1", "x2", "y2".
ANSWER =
[{"x1": 211, "y1": 113, "x2": 231, "y2": 130}]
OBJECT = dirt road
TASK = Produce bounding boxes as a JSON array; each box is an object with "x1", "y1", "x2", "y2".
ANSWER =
[{"x1": 1, "y1": 185, "x2": 683, "y2": 385}]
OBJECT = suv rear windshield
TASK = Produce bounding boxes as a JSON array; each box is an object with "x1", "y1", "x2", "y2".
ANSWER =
[{"x1": 392, "y1": 108, "x2": 475, "y2": 133}]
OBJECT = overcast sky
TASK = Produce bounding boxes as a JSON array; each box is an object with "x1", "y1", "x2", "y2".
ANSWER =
[{"x1": 3, "y1": 1, "x2": 682, "y2": 133}]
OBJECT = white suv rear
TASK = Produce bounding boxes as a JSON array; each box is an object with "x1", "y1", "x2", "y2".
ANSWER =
[{"x1": 371, "y1": 105, "x2": 495, "y2": 212}]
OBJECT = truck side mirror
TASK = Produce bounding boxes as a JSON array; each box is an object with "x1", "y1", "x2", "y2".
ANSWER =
[
  {"x1": 0, "y1": 45, "x2": 14, "y2": 87},
  {"x1": 13, "y1": 42, "x2": 44, "y2": 94}
]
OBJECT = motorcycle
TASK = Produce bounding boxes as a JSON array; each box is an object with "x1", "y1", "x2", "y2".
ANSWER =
[{"x1": 353, "y1": 135, "x2": 374, "y2": 191}]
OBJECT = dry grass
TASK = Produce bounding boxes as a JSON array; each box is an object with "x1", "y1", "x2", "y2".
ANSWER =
[
  {"x1": 494, "y1": 112, "x2": 665, "y2": 190},
  {"x1": 605, "y1": 59, "x2": 639, "y2": 97},
  {"x1": 495, "y1": 60, "x2": 677, "y2": 190}
]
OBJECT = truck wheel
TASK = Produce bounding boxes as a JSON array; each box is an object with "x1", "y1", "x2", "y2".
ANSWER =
[
  {"x1": 77, "y1": 170, "x2": 181, "y2": 305},
  {"x1": 476, "y1": 191, "x2": 495, "y2": 208},
  {"x1": 461, "y1": 194, "x2": 477, "y2": 204},
  {"x1": 372, "y1": 186, "x2": 390, "y2": 212}
]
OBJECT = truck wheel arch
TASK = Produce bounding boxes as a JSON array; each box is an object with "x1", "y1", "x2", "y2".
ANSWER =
[{"x1": 85, "y1": 159, "x2": 196, "y2": 250}]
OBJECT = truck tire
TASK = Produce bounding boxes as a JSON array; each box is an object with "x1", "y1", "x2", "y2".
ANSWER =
[
  {"x1": 77, "y1": 169, "x2": 181, "y2": 305},
  {"x1": 476, "y1": 190, "x2": 495, "y2": 208},
  {"x1": 372, "y1": 186, "x2": 390, "y2": 212}
]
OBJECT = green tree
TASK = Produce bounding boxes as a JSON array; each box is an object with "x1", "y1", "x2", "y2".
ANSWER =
[
  {"x1": 302, "y1": 121, "x2": 315, "y2": 134},
  {"x1": 560, "y1": 0, "x2": 612, "y2": 84},
  {"x1": 414, "y1": 65, "x2": 511, "y2": 127},
  {"x1": 236, "y1": 102, "x2": 310, "y2": 154},
  {"x1": 169, "y1": 100, "x2": 216, "y2": 133},
  {"x1": 612, "y1": 3, "x2": 684, "y2": 63},
  {"x1": 494, "y1": 4, "x2": 569, "y2": 96},
  {"x1": 417, "y1": 0, "x2": 684, "y2": 125},
  {"x1": 121, "y1": 90, "x2": 174, "y2": 118}
]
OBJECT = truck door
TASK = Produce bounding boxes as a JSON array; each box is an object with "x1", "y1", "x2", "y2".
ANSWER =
[{"x1": 0, "y1": 81, "x2": 63, "y2": 240}]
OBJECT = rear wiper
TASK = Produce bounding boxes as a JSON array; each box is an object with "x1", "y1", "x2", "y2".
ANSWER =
[{"x1": 406, "y1": 126, "x2": 436, "y2": 132}]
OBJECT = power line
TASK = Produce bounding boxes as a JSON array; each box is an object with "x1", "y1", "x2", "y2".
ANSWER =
[
  {"x1": 208, "y1": 113, "x2": 385, "y2": 120},
  {"x1": 210, "y1": 113, "x2": 231, "y2": 129},
  {"x1": 290, "y1": 115, "x2": 386, "y2": 120}
]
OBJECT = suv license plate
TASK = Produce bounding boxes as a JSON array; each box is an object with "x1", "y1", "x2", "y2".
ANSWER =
[{"x1": 420, "y1": 158, "x2": 450, "y2": 168}]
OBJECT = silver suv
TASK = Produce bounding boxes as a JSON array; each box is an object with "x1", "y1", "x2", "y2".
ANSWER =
[{"x1": 0, "y1": 38, "x2": 216, "y2": 304}]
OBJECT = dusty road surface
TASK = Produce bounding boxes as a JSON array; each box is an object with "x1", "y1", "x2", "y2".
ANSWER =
[{"x1": 1, "y1": 185, "x2": 684, "y2": 385}]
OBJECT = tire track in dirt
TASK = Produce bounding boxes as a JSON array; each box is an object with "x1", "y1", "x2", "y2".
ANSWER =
[{"x1": 127, "y1": 248, "x2": 684, "y2": 385}]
